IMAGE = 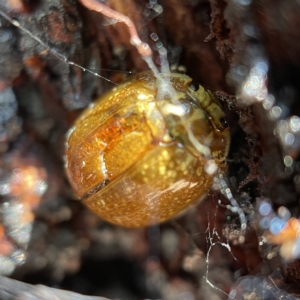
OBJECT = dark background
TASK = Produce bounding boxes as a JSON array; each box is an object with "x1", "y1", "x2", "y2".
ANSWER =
[{"x1": 1, "y1": 0, "x2": 300, "y2": 299}]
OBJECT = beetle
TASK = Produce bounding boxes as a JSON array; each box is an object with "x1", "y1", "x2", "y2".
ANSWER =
[{"x1": 65, "y1": 72, "x2": 230, "y2": 227}]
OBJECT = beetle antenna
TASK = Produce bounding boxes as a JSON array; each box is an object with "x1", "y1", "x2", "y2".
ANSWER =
[
  {"x1": 158, "y1": 47, "x2": 170, "y2": 74},
  {"x1": 216, "y1": 174, "x2": 247, "y2": 242},
  {"x1": 79, "y1": 0, "x2": 160, "y2": 77}
]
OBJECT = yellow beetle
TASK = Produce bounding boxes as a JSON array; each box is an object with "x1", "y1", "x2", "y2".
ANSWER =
[{"x1": 65, "y1": 72, "x2": 230, "y2": 227}]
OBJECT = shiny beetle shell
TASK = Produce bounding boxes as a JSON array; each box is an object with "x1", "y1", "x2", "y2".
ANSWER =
[{"x1": 65, "y1": 73, "x2": 230, "y2": 227}]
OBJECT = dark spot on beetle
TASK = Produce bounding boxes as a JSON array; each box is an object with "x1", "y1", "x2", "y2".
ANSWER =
[
  {"x1": 220, "y1": 116, "x2": 228, "y2": 128},
  {"x1": 188, "y1": 81, "x2": 197, "y2": 91},
  {"x1": 82, "y1": 179, "x2": 111, "y2": 200}
]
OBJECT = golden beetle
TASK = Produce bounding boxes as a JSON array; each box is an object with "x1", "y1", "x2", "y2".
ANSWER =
[{"x1": 65, "y1": 72, "x2": 230, "y2": 227}]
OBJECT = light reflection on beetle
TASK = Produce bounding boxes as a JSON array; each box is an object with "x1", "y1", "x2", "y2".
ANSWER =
[{"x1": 65, "y1": 72, "x2": 230, "y2": 227}]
